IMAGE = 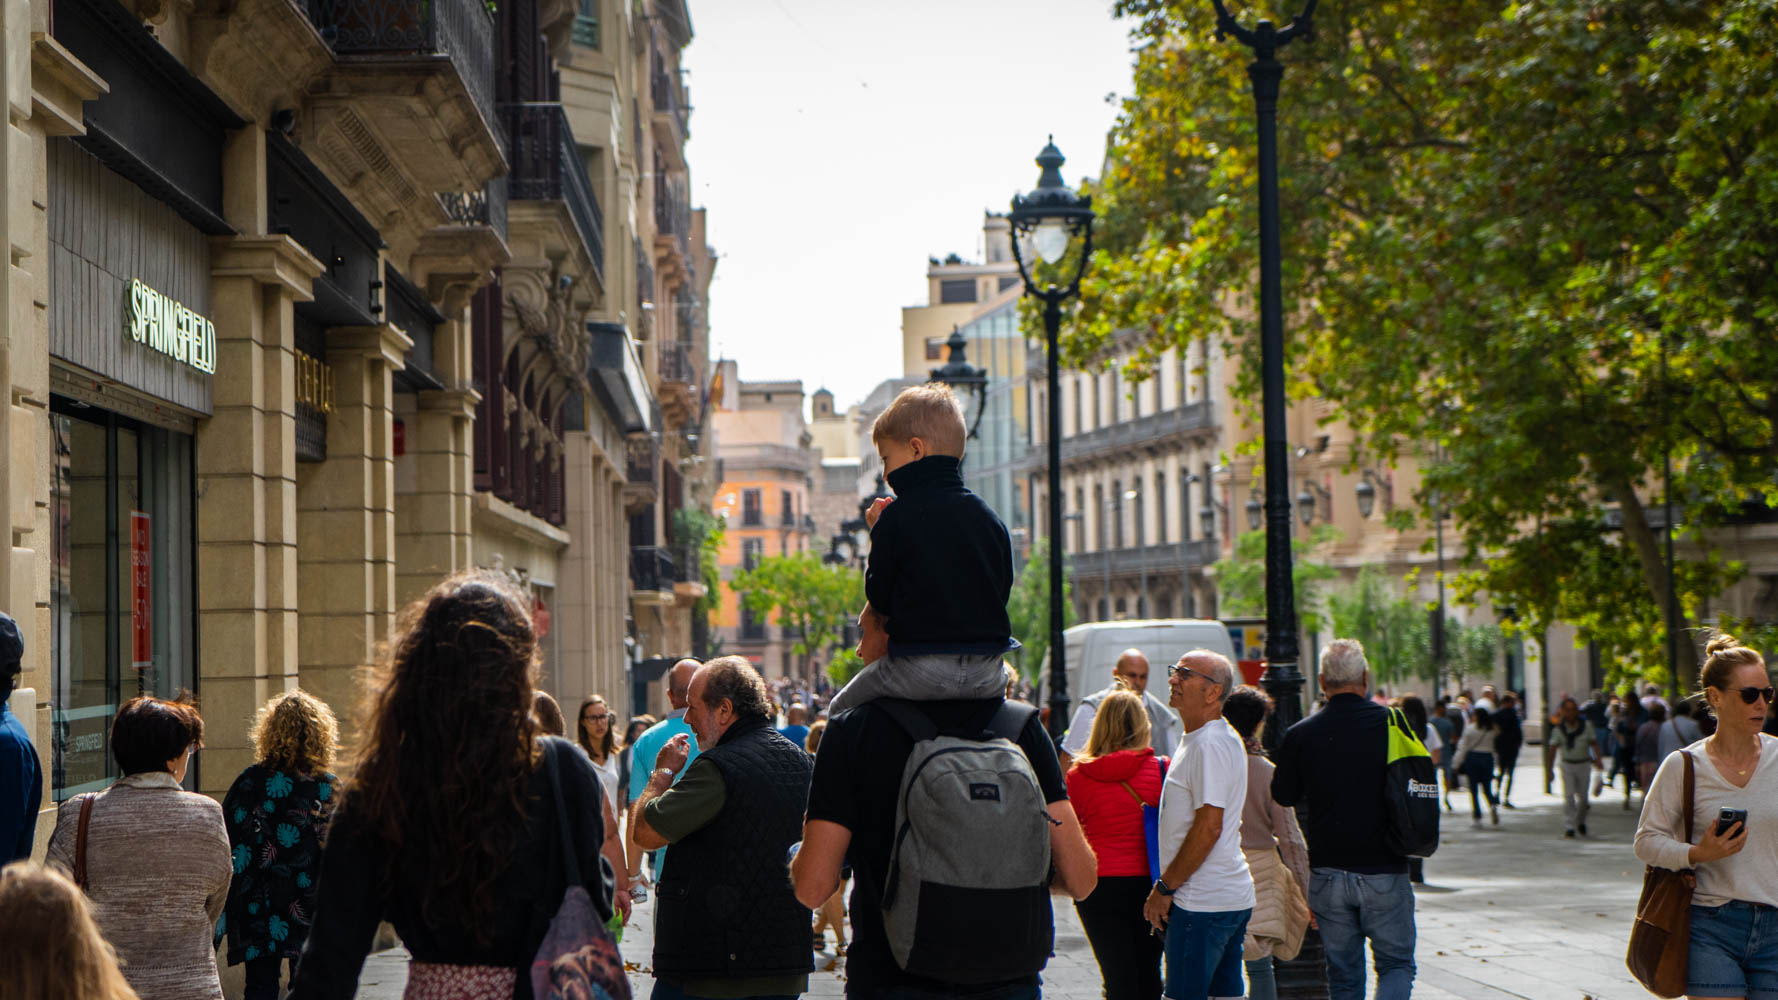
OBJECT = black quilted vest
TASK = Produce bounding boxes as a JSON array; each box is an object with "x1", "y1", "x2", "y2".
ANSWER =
[{"x1": 653, "y1": 715, "x2": 815, "y2": 979}]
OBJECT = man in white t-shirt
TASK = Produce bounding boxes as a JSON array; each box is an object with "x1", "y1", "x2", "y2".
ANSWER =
[{"x1": 1143, "y1": 649, "x2": 1254, "y2": 1000}]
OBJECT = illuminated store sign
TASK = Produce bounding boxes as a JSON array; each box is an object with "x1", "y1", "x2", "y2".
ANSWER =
[{"x1": 127, "y1": 279, "x2": 217, "y2": 374}]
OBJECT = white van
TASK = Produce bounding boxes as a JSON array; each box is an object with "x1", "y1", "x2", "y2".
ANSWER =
[{"x1": 1038, "y1": 619, "x2": 1241, "y2": 731}]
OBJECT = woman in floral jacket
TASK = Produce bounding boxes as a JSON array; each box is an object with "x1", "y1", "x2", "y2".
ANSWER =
[{"x1": 220, "y1": 691, "x2": 340, "y2": 999}]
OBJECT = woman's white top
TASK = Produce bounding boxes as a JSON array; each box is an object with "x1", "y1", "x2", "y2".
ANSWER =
[
  {"x1": 1455, "y1": 725, "x2": 1497, "y2": 759},
  {"x1": 588, "y1": 748, "x2": 620, "y2": 813},
  {"x1": 1634, "y1": 734, "x2": 1778, "y2": 908}
]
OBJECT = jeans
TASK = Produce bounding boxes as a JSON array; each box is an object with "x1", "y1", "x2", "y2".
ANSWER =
[
  {"x1": 1688, "y1": 901, "x2": 1778, "y2": 1000},
  {"x1": 1163, "y1": 906, "x2": 1250, "y2": 999},
  {"x1": 1074, "y1": 876, "x2": 1163, "y2": 1000},
  {"x1": 1244, "y1": 957, "x2": 1276, "y2": 1000},
  {"x1": 1309, "y1": 868, "x2": 1416, "y2": 1000},
  {"x1": 1558, "y1": 759, "x2": 1593, "y2": 831},
  {"x1": 1461, "y1": 751, "x2": 1497, "y2": 818}
]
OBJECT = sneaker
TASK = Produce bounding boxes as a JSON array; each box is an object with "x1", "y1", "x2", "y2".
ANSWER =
[
  {"x1": 1503, "y1": 801, "x2": 1516, "y2": 810},
  {"x1": 1579, "y1": 823, "x2": 1588, "y2": 836},
  {"x1": 1564, "y1": 829, "x2": 1576, "y2": 838}
]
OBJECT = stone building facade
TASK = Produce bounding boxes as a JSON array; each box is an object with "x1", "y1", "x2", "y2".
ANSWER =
[{"x1": 3, "y1": 0, "x2": 710, "y2": 863}]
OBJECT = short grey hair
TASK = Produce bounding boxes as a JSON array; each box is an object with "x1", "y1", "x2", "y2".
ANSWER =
[
  {"x1": 697, "y1": 656, "x2": 771, "y2": 721},
  {"x1": 1179, "y1": 649, "x2": 1235, "y2": 704},
  {"x1": 1320, "y1": 639, "x2": 1368, "y2": 687}
]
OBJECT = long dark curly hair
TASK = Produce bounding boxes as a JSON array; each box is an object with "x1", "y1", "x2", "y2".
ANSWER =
[{"x1": 345, "y1": 571, "x2": 541, "y2": 941}]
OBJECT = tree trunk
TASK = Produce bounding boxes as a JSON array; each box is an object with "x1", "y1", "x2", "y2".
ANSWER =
[{"x1": 1610, "y1": 478, "x2": 1702, "y2": 690}]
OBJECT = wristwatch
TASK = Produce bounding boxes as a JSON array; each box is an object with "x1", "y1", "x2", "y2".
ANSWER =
[{"x1": 1153, "y1": 878, "x2": 1176, "y2": 896}]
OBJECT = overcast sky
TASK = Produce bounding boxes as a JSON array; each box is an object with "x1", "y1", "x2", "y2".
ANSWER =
[{"x1": 683, "y1": 1, "x2": 1137, "y2": 411}]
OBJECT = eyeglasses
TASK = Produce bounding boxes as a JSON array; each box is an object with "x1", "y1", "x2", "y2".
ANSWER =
[
  {"x1": 1721, "y1": 686, "x2": 1777, "y2": 705},
  {"x1": 583, "y1": 713, "x2": 611, "y2": 722},
  {"x1": 1168, "y1": 665, "x2": 1205, "y2": 682}
]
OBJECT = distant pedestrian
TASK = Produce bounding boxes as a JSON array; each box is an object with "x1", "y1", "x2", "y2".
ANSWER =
[
  {"x1": 1634, "y1": 633, "x2": 1777, "y2": 1000},
  {"x1": 1429, "y1": 700, "x2": 1457, "y2": 813},
  {"x1": 0, "y1": 611, "x2": 39, "y2": 864},
  {"x1": 1455, "y1": 707, "x2": 1501, "y2": 827},
  {"x1": 1223, "y1": 686, "x2": 1311, "y2": 1000},
  {"x1": 1143, "y1": 651, "x2": 1253, "y2": 1000},
  {"x1": 1065, "y1": 688, "x2": 1168, "y2": 1000},
  {"x1": 618, "y1": 715, "x2": 657, "y2": 811},
  {"x1": 0, "y1": 860, "x2": 138, "y2": 1000},
  {"x1": 778, "y1": 702, "x2": 811, "y2": 749},
  {"x1": 626, "y1": 659, "x2": 702, "y2": 885},
  {"x1": 1397, "y1": 695, "x2": 1439, "y2": 882},
  {"x1": 1273, "y1": 639, "x2": 1418, "y2": 1000},
  {"x1": 790, "y1": 599, "x2": 1097, "y2": 997},
  {"x1": 288, "y1": 572, "x2": 613, "y2": 998},
  {"x1": 1635, "y1": 701, "x2": 1669, "y2": 798},
  {"x1": 1494, "y1": 693, "x2": 1523, "y2": 808},
  {"x1": 629, "y1": 656, "x2": 814, "y2": 1000},
  {"x1": 46, "y1": 696, "x2": 229, "y2": 1000},
  {"x1": 1062, "y1": 649, "x2": 1183, "y2": 760},
  {"x1": 220, "y1": 692, "x2": 339, "y2": 999},
  {"x1": 557, "y1": 694, "x2": 632, "y2": 921},
  {"x1": 1550, "y1": 696, "x2": 1601, "y2": 838},
  {"x1": 1656, "y1": 698, "x2": 1704, "y2": 760},
  {"x1": 576, "y1": 694, "x2": 621, "y2": 813}
]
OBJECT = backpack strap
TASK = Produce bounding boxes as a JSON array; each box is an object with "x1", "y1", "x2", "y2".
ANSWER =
[
  {"x1": 985, "y1": 700, "x2": 1039, "y2": 743},
  {"x1": 542, "y1": 739, "x2": 582, "y2": 889},
  {"x1": 877, "y1": 698, "x2": 940, "y2": 744}
]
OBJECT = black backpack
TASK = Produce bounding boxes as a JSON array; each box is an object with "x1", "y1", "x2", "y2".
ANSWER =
[{"x1": 1382, "y1": 707, "x2": 1440, "y2": 858}]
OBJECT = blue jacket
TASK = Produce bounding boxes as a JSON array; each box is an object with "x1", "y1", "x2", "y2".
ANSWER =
[{"x1": 1, "y1": 699, "x2": 42, "y2": 862}]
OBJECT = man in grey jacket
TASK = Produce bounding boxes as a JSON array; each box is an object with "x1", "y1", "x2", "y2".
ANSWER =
[{"x1": 1062, "y1": 648, "x2": 1182, "y2": 758}]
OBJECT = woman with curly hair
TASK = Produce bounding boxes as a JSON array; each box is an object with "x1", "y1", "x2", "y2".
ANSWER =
[
  {"x1": 220, "y1": 691, "x2": 339, "y2": 998},
  {"x1": 0, "y1": 861, "x2": 139, "y2": 1000},
  {"x1": 288, "y1": 571, "x2": 614, "y2": 999}
]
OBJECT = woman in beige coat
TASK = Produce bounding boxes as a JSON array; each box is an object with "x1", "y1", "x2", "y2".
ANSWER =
[
  {"x1": 46, "y1": 696, "x2": 230, "y2": 1000},
  {"x1": 1224, "y1": 686, "x2": 1313, "y2": 1000}
]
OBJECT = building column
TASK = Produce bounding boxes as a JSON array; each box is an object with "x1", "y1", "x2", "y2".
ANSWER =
[
  {"x1": 198, "y1": 234, "x2": 324, "y2": 792},
  {"x1": 396, "y1": 387, "x2": 479, "y2": 604},
  {"x1": 295, "y1": 324, "x2": 410, "y2": 735}
]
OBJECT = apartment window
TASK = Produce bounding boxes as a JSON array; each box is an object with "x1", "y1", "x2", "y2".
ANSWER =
[
  {"x1": 1112, "y1": 478, "x2": 1124, "y2": 550},
  {"x1": 1092, "y1": 483, "x2": 1105, "y2": 552},
  {"x1": 998, "y1": 275, "x2": 1020, "y2": 293},
  {"x1": 925, "y1": 337, "x2": 945, "y2": 361},
  {"x1": 1092, "y1": 376, "x2": 1102, "y2": 432},
  {"x1": 1178, "y1": 350, "x2": 1190, "y2": 407},
  {"x1": 740, "y1": 600, "x2": 766, "y2": 640},
  {"x1": 1153, "y1": 372, "x2": 1163, "y2": 414},
  {"x1": 1072, "y1": 376, "x2": 1083, "y2": 436},
  {"x1": 742, "y1": 537, "x2": 763, "y2": 570},
  {"x1": 742, "y1": 489, "x2": 762, "y2": 526},
  {"x1": 1071, "y1": 487, "x2": 1085, "y2": 553},
  {"x1": 1180, "y1": 470, "x2": 1194, "y2": 541},
  {"x1": 939, "y1": 279, "x2": 977, "y2": 304},
  {"x1": 780, "y1": 489, "x2": 795, "y2": 526}
]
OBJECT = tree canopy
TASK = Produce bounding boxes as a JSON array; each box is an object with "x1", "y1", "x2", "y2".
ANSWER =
[
  {"x1": 1007, "y1": 537, "x2": 1078, "y2": 680},
  {"x1": 1070, "y1": 0, "x2": 1778, "y2": 682},
  {"x1": 730, "y1": 553, "x2": 864, "y2": 677}
]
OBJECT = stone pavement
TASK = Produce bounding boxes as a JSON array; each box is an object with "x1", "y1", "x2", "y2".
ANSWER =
[{"x1": 355, "y1": 758, "x2": 1661, "y2": 999}]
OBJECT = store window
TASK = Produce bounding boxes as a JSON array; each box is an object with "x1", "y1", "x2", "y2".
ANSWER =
[{"x1": 50, "y1": 401, "x2": 196, "y2": 799}]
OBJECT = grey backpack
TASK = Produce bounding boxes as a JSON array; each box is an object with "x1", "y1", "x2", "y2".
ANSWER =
[{"x1": 878, "y1": 699, "x2": 1055, "y2": 983}]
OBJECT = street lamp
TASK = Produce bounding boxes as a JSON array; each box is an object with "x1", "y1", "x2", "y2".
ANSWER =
[
  {"x1": 1354, "y1": 468, "x2": 1393, "y2": 519},
  {"x1": 930, "y1": 327, "x2": 990, "y2": 439},
  {"x1": 1209, "y1": 0, "x2": 1319, "y2": 749},
  {"x1": 1245, "y1": 493, "x2": 1263, "y2": 532},
  {"x1": 1009, "y1": 137, "x2": 1094, "y2": 741},
  {"x1": 1297, "y1": 480, "x2": 1330, "y2": 526}
]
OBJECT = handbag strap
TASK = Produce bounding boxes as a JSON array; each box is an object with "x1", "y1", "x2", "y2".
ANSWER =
[
  {"x1": 1681, "y1": 749, "x2": 1695, "y2": 846},
  {"x1": 72, "y1": 794, "x2": 95, "y2": 890},
  {"x1": 542, "y1": 740, "x2": 583, "y2": 889}
]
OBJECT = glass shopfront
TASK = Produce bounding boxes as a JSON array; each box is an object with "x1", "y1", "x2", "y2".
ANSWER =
[{"x1": 49, "y1": 398, "x2": 196, "y2": 798}]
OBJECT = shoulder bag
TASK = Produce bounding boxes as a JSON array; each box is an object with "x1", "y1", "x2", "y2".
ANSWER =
[
  {"x1": 1626, "y1": 749, "x2": 1695, "y2": 998},
  {"x1": 530, "y1": 740, "x2": 633, "y2": 1000},
  {"x1": 71, "y1": 793, "x2": 96, "y2": 891},
  {"x1": 1118, "y1": 756, "x2": 1168, "y2": 882}
]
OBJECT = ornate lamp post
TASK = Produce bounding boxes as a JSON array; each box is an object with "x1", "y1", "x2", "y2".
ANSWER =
[
  {"x1": 1009, "y1": 138, "x2": 1095, "y2": 740},
  {"x1": 930, "y1": 327, "x2": 990, "y2": 439},
  {"x1": 1208, "y1": 0, "x2": 1319, "y2": 746}
]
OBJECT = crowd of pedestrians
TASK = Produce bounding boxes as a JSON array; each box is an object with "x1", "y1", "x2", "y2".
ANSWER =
[{"x1": 0, "y1": 380, "x2": 1775, "y2": 1000}]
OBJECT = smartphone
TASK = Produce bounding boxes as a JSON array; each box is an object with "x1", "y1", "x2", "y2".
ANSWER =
[{"x1": 1716, "y1": 807, "x2": 1749, "y2": 837}]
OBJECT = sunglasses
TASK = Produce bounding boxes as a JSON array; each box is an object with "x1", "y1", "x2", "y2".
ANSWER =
[
  {"x1": 1168, "y1": 665, "x2": 1206, "y2": 683},
  {"x1": 1720, "y1": 686, "x2": 1777, "y2": 705}
]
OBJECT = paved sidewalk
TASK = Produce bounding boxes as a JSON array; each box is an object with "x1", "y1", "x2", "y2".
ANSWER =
[{"x1": 357, "y1": 759, "x2": 1660, "y2": 999}]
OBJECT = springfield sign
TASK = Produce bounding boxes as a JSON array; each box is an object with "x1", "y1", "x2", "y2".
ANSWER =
[{"x1": 127, "y1": 279, "x2": 217, "y2": 374}]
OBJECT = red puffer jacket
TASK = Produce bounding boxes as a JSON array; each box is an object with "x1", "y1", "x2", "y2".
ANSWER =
[{"x1": 1065, "y1": 747, "x2": 1169, "y2": 878}]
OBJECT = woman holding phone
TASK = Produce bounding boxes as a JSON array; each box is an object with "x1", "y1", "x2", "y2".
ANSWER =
[{"x1": 1634, "y1": 633, "x2": 1778, "y2": 1000}]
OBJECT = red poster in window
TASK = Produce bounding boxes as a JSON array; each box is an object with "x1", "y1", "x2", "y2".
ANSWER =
[{"x1": 131, "y1": 511, "x2": 151, "y2": 670}]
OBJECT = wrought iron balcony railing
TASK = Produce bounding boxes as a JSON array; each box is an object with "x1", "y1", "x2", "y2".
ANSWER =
[
  {"x1": 305, "y1": 0, "x2": 496, "y2": 130},
  {"x1": 658, "y1": 340, "x2": 697, "y2": 385},
  {"x1": 651, "y1": 67, "x2": 689, "y2": 134},
  {"x1": 504, "y1": 102, "x2": 606, "y2": 284},
  {"x1": 630, "y1": 546, "x2": 677, "y2": 593},
  {"x1": 1065, "y1": 539, "x2": 1220, "y2": 582},
  {"x1": 1059, "y1": 400, "x2": 1216, "y2": 466},
  {"x1": 437, "y1": 175, "x2": 508, "y2": 241}
]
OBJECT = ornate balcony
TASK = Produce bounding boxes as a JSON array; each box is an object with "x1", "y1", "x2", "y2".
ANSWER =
[
  {"x1": 301, "y1": 0, "x2": 503, "y2": 205},
  {"x1": 657, "y1": 340, "x2": 699, "y2": 430},
  {"x1": 1067, "y1": 539, "x2": 1220, "y2": 585},
  {"x1": 505, "y1": 102, "x2": 606, "y2": 287},
  {"x1": 650, "y1": 63, "x2": 689, "y2": 160},
  {"x1": 1059, "y1": 400, "x2": 1216, "y2": 467}
]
